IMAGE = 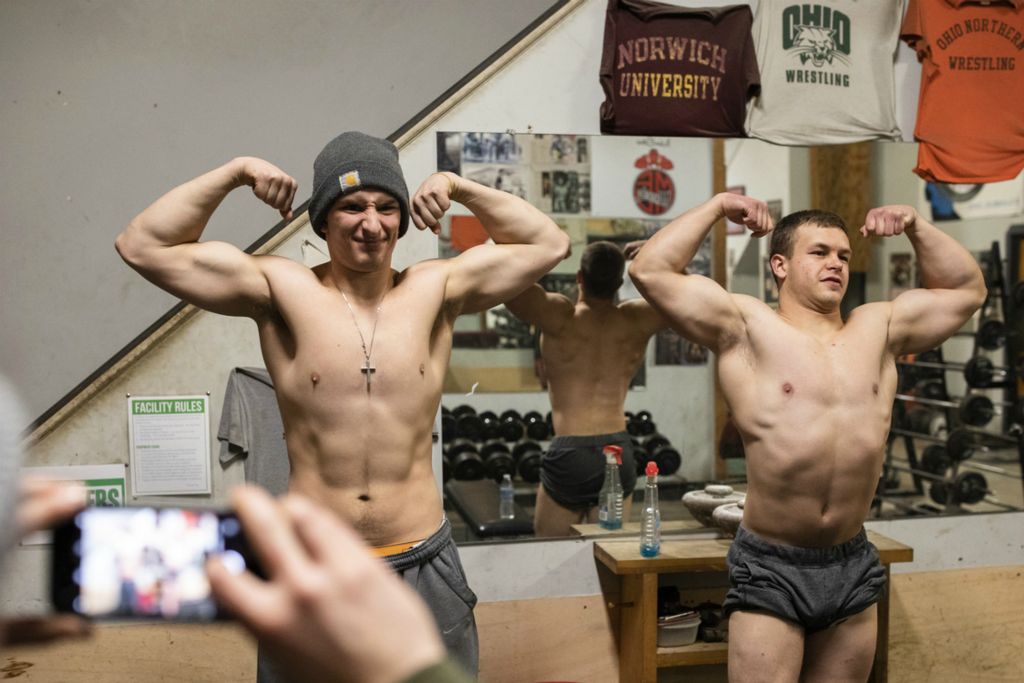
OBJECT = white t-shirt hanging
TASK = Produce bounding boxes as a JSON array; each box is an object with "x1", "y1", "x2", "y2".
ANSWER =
[{"x1": 746, "y1": 0, "x2": 905, "y2": 145}]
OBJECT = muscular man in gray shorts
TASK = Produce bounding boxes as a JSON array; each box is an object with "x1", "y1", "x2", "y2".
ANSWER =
[
  {"x1": 631, "y1": 195, "x2": 984, "y2": 680},
  {"x1": 506, "y1": 241, "x2": 664, "y2": 536},
  {"x1": 117, "y1": 132, "x2": 569, "y2": 677}
]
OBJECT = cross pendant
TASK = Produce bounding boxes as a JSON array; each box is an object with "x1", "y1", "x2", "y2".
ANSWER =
[{"x1": 361, "y1": 358, "x2": 376, "y2": 392}]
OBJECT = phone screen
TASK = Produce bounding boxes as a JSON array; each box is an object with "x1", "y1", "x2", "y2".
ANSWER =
[{"x1": 51, "y1": 507, "x2": 257, "y2": 620}]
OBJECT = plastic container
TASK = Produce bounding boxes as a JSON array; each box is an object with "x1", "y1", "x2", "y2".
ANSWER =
[
  {"x1": 639, "y1": 461, "x2": 661, "y2": 557},
  {"x1": 657, "y1": 611, "x2": 702, "y2": 647},
  {"x1": 598, "y1": 445, "x2": 624, "y2": 529}
]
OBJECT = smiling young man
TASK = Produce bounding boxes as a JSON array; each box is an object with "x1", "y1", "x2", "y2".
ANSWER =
[
  {"x1": 629, "y1": 193, "x2": 984, "y2": 682},
  {"x1": 116, "y1": 131, "x2": 570, "y2": 678}
]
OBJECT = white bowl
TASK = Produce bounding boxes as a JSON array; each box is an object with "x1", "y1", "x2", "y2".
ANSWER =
[{"x1": 657, "y1": 613, "x2": 702, "y2": 647}]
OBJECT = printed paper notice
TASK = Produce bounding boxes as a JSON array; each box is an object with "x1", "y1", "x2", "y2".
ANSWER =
[{"x1": 128, "y1": 395, "x2": 211, "y2": 496}]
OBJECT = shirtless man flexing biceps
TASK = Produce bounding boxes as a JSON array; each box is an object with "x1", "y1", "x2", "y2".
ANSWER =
[
  {"x1": 116, "y1": 132, "x2": 570, "y2": 678},
  {"x1": 505, "y1": 242, "x2": 665, "y2": 536},
  {"x1": 630, "y1": 193, "x2": 984, "y2": 682}
]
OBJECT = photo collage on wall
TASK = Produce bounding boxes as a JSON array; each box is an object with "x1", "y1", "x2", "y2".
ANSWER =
[{"x1": 436, "y1": 132, "x2": 592, "y2": 262}]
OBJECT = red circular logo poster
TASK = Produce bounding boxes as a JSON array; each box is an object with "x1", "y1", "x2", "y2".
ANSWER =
[{"x1": 633, "y1": 149, "x2": 675, "y2": 216}]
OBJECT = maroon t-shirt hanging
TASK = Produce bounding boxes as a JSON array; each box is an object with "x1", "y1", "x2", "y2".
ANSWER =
[{"x1": 600, "y1": 0, "x2": 760, "y2": 137}]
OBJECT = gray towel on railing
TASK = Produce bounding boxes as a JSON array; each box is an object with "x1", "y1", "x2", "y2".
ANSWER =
[{"x1": 217, "y1": 368, "x2": 289, "y2": 496}]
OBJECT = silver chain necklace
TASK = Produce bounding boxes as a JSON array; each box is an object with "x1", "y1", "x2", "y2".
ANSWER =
[{"x1": 339, "y1": 289, "x2": 384, "y2": 393}]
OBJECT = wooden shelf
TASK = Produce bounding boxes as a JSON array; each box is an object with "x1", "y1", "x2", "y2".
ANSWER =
[
  {"x1": 595, "y1": 530, "x2": 913, "y2": 575},
  {"x1": 657, "y1": 641, "x2": 728, "y2": 666}
]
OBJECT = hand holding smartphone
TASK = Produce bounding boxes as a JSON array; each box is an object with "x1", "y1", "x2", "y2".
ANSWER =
[{"x1": 51, "y1": 506, "x2": 260, "y2": 621}]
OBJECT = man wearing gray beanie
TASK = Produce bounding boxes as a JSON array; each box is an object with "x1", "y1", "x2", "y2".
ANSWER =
[{"x1": 117, "y1": 131, "x2": 570, "y2": 678}]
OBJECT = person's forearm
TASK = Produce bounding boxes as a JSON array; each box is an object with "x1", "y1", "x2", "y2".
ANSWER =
[
  {"x1": 119, "y1": 159, "x2": 246, "y2": 252},
  {"x1": 631, "y1": 194, "x2": 723, "y2": 278},
  {"x1": 907, "y1": 213, "x2": 985, "y2": 295},
  {"x1": 443, "y1": 173, "x2": 567, "y2": 252}
]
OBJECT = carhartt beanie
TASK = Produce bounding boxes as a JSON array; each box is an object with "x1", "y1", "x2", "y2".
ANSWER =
[{"x1": 308, "y1": 132, "x2": 410, "y2": 239}]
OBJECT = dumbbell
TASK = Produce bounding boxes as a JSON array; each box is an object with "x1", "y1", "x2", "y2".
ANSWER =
[
  {"x1": 480, "y1": 439, "x2": 516, "y2": 481},
  {"x1": 642, "y1": 433, "x2": 681, "y2": 476},
  {"x1": 635, "y1": 434, "x2": 662, "y2": 474},
  {"x1": 929, "y1": 471, "x2": 990, "y2": 505},
  {"x1": 478, "y1": 411, "x2": 502, "y2": 441},
  {"x1": 442, "y1": 449, "x2": 452, "y2": 483},
  {"x1": 523, "y1": 410, "x2": 550, "y2": 440},
  {"x1": 632, "y1": 410, "x2": 657, "y2": 436},
  {"x1": 900, "y1": 406, "x2": 946, "y2": 435},
  {"x1": 895, "y1": 392, "x2": 1010, "y2": 428},
  {"x1": 441, "y1": 410, "x2": 457, "y2": 445},
  {"x1": 452, "y1": 406, "x2": 484, "y2": 442},
  {"x1": 498, "y1": 410, "x2": 526, "y2": 442},
  {"x1": 898, "y1": 357, "x2": 1014, "y2": 389},
  {"x1": 920, "y1": 444, "x2": 952, "y2": 475},
  {"x1": 952, "y1": 318, "x2": 1008, "y2": 350},
  {"x1": 977, "y1": 319, "x2": 1007, "y2": 350},
  {"x1": 512, "y1": 439, "x2": 543, "y2": 483},
  {"x1": 447, "y1": 438, "x2": 485, "y2": 480}
]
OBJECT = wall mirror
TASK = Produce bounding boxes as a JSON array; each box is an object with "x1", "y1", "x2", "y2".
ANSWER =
[{"x1": 435, "y1": 131, "x2": 1024, "y2": 546}]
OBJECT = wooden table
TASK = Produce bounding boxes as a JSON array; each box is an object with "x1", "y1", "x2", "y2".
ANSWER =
[{"x1": 594, "y1": 531, "x2": 913, "y2": 682}]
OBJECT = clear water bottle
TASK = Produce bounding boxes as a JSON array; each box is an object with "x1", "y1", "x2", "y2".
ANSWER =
[
  {"x1": 640, "y1": 461, "x2": 661, "y2": 558},
  {"x1": 598, "y1": 445, "x2": 624, "y2": 530},
  {"x1": 499, "y1": 473, "x2": 515, "y2": 520}
]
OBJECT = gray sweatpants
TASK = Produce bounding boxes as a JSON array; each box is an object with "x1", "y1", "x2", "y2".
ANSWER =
[{"x1": 257, "y1": 518, "x2": 478, "y2": 681}]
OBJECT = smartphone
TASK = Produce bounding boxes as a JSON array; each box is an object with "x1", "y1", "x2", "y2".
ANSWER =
[{"x1": 51, "y1": 506, "x2": 261, "y2": 620}]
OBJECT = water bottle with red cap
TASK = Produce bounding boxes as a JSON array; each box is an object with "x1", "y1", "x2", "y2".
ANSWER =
[
  {"x1": 640, "y1": 461, "x2": 661, "y2": 558},
  {"x1": 597, "y1": 444, "x2": 624, "y2": 530}
]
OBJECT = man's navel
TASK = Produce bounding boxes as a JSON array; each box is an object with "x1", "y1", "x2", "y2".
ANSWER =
[{"x1": 782, "y1": 382, "x2": 794, "y2": 395}]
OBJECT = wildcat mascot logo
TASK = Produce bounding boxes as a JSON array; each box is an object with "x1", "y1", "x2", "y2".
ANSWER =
[
  {"x1": 791, "y1": 25, "x2": 850, "y2": 67},
  {"x1": 781, "y1": 5, "x2": 852, "y2": 68}
]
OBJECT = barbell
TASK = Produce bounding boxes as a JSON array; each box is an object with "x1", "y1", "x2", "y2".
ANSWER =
[
  {"x1": 953, "y1": 318, "x2": 1008, "y2": 350},
  {"x1": 883, "y1": 461, "x2": 990, "y2": 505},
  {"x1": 897, "y1": 356, "x2": 1014, "y2": 388},
  {"x1": 895, "y1": 392, "x2": 1017, "y2": 427}
]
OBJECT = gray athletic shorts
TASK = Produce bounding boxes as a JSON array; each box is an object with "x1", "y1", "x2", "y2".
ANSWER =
[
  {"x1": 257, "y1": 518, "x2": 478, "y2": 681},
  {"x1": 540, "y1": 432, "x2": 637, "y2": 510},
  {"x1": 723, "y1": 525, "x2": 887, "y2": 632}
]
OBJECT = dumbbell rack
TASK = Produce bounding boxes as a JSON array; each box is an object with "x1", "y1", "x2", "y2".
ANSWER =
[
  {"x1": 1003, "y1": 227, "x2": 1024, "y2": 507},
  {"x1": 880, "y1": 241, "x2": 1024, "y2": 514}
]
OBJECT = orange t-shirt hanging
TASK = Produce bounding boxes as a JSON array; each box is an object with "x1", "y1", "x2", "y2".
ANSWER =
[{"x1": 901, "y1": 0, "x2": 1024, "y2": 183}]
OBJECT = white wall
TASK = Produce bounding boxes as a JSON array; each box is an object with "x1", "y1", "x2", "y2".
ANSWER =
[{"x1": 0, "y1": 0, "x2": 555, "y2": 422}]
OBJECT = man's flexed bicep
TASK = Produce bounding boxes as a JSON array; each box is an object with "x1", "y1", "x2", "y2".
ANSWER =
[
  {"x1": 862, "y1": 205, "x2": 986, "y2": 356},
  {"x1": 116, "y1": 157, "x2": 297, "y2": 318},
  {"x1": 632, "y1": 270, "x2": 748, "y2": 352},
  {"x1": 411, "y1": 172, "x2": 570, "y2": 313},
  {"x1": 629, "y1": 193, "x2": 771, "y2": 353}
]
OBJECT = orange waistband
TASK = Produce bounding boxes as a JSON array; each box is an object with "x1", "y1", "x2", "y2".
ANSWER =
[{"x1": 371, "y1": 539, "x2": 425, "y2": 557}]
